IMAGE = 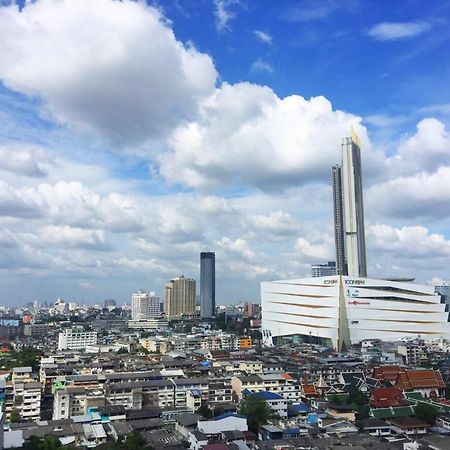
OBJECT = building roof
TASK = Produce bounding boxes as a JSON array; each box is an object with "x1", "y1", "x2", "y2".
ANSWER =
[
  {"x1": 388, "y1": 417, "x2": 431, "y2": 429},
  {"x1": 396, "y1": 369, "x2": 445, "y2": 391},
  {"x1": 213, "y1": 413, "x2": 247, "y2": 421},
  {"x1": 251, "y1": 391, "x2": 284, "y2": 401},
  {"x1": 176, "y1": 413, "x2": 202, "y2": 427},
  {"x1": 360, "y1": 418, "x2": 390, "y2": 429},
  {"x1": 371, "y1": 387, "x2": 409, "y2": 408}
]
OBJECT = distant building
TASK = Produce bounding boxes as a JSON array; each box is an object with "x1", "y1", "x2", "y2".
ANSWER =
[
  {"x1": 311, "y1": 261, "x2": 337, "y2": 277},
  {"x1": 435, "y1": 282, "x2": 450, "y2": 306},
  {"x1": 131, "y1": 290, "x2": 160, "y2": 320},
  {"x1": 103, "y1": 299, "x2": 116, "y2": 309},
  {"x1": 58, "y1": 327, "x2": 97, "y2": 351},
  {"x1": 164, "y1": 276, "x2": 196, "y2": 319},
  {"x1": 53, "y1": 297, "x2": 69, "y2": 314},
  {"x1": 200, "y1": 252, "x2": 215, "y2": 319}
]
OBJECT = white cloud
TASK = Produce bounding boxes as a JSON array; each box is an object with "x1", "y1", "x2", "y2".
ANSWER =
[
  {"x1": 251, "y1": 59, "x2": 274, "y2": 73},
  {"x1": 0, "y1": 0, "x2": 217, "y2": 146},
  {"x1": 161, "y1": 82, "x2": 374, "y2": 191},
  {"x1": 213, "y1": 0, "x2": 239, "y2": 32},
  {"x1": 368, "y1": 224, "x2": 450, "y2": 257},
  {"x1": 216, "y1": 237, "x2": 258, "y2": 262},
  {"x1": 247, "y1": 210, "x2": 299, "y2": 237},
  {"x1": 254, "y1": 30, "x2": 272, "y2": 44},
  {"x1": 0, "y1": 146, "x2": 50, "y2": 177},
  {"x1": 295, "y1": 237, "x2": 333, "y2": 260},
  {"x1": 367, "y1": 21, "x2": 431, "y2": 41}
]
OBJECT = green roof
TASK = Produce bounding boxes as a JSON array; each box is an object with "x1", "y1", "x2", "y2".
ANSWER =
[
  {"x1": 404, "y1": 391, "x2": 425, "y2": 401},
  {"x1": 370, "y1": 406, "x2": 415, "y2": 419}
]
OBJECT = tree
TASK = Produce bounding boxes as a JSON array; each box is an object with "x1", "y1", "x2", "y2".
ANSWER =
[
  {"x1": 415, "y1": 402, "x2": 438, "y2": 425},
  {"x1": 123, "y1": 431, "x2": 146, "y2": 450},
  {"x1": 196, "y1": 404, "x2": 213, "y2": 419},
  {"x1": 239, "y1": 395, "x2": 273, "y2": 434},
  {"x1": 9, "y1": 410, "x2": 21, "y2": 423},
  {"x1": 117, "y1": 347, "x2": 128, "y2": 354}
]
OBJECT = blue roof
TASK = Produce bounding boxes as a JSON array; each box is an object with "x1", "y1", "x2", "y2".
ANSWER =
[
  {"x1": 213, "y1": 413, "x2": 247, "y2": 421},
  {"x1": 290, "y1": 403, "x2": 312, "y2": 413},
  {"x1": 283, "y1": 428, "x2": 300, "y2": 435},
  {"x1": 252, "y1": 391, "x2": 284, "y2": 401}
]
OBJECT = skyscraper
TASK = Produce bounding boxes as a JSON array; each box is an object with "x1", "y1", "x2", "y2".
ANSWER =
[
  {"x1": 200, "y1": 252, "x2": 215, "y2": 318},
  {"x1": 332, "y1": 130, "x2": 367, "y2": 277},
  {"x1": 164, "y1": 276, "x2": 196, "y2": 319},
  {"x1": 332, "y1": 165, "x2": 346, "y2": 275}
]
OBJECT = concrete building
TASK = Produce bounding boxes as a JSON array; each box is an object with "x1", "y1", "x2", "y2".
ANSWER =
[
  {"x1": 311, "y1": 261, "x2": 337, "y2": 277},
  {"x1": 58, "y1": 328, "x2": 98, "y2": 351},
  {"x1": 332, "y1": 131, "x2": 367, "y2": 277},
  {"x1": 261, "y1": 276, "x2": 450, "y2": 350},
  {"x1": 131, "y1": 290, "x2": 160, "y2": 320},
  {"x1": 23, "y1": 323, "x2": 50, "y2": 338},
  {"x1": 164, "y1": 276, "x2": 196, "y2": 319},
  {"x1": 200, "y1": 252, "x2": 215, "y2": 319}
]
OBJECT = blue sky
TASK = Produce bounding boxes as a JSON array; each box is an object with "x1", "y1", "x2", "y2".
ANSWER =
[{"x1": 0, "y1": 0, "x2": 449, "y2": 306}]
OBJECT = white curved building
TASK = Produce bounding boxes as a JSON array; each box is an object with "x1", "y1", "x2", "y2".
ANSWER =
[{"x1": 261, "y1": 276, "x2": 450, "y2": 350}]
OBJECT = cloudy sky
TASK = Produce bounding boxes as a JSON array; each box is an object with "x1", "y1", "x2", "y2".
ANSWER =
[{"x1": 0, "y1": 0, "x2": 450, "y2": 306}]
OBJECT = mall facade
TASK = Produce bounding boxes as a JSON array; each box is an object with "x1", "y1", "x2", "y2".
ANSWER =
[{"x1": 261, "y1": 276, "x2": 450, "y2": 350}]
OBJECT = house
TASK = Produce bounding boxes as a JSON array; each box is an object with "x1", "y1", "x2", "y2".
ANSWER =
[
  {"x1": 325, "y1": 403, "x2": 356, "y2": 422},
  {"x1": 360, "y1": 418, "x2": 392, "y2": 436},
  {"x1": 245, "y1": 391, "x2": 287, "y2": 418},
  {"x1": 372, "y1": 365, "x2": 402, "y2": 384},
  {"x1": 370, "y1": 387, "x2": 409, "y2": 408},
  {"x1": 388, "y1": 417, "x2": 431, "y2": 435},
  {"x1": 189, "y1": 430, "x2": 209, "y2": 450},
  {"x1": 175, "y1": 413, "x2": 203, "y2": 438},
  {"x1": 198, "y1": 413, "x2": 248, "y2": 436},
  {"x1": 436, "y1": 413, "x2": 450, "y2": 431},
  {"x1": 258, "y1": 425, "x2": 283, "y2": 441}
]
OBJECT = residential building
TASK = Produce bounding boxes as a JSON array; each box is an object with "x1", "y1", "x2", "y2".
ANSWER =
[
  {"x1": 58, "y1": 328, "x2": 97, "y2": 351},
  {"x1": 131, "y1": 290, "x2": 160, "y2": 320},
  {"x1": 200, "y1": 252, "x2": 215, "y2": 319},
  {"x1": 23, "y1": 323, "x2": 50, "y2": 338},
  {"x1": 311, "y1": 261, "x2": 337, "y2": 277},
  {"x1": 12, "y1": 381, "x2": 41, "y2": 422},
  {"x1": 248, "y1": 391, "x2": 287, "y2": 418},
  {"x1": 164, "y1": 276, "x2": 196, "y2": 319},
  {"x1": 261, "y1": 276, "x2": 450, "y2": 350}
]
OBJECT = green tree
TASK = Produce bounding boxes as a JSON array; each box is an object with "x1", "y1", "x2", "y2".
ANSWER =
[
  {"x1": 124, "y1": 431, "x2": 146, "y2": 450},
  {"x1": 196, "y1": 404, "x2": 213, "y2": 419},
  {"x1": 239, "y1": 395, "x2": 273, "y2": 433},
  {"x1": 39, "y1": 435, "x2": 62, "y2": 450},
  {"x1": 415, "y1": 402, "x2": 438, "y2": 425},
  {"x1": 9, "y1": 410, "x2": 21, "y2": 423}
]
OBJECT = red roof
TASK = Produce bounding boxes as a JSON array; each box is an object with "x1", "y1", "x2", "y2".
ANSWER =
[
  {"x1": 372, "y1": 365, "x2": 403, "y2": 382},
  {"x1": 396, "y1": 369, "x2": 445, "y2": 391},
  {"x1": 302, "y1": 384, "x2": 317, "y2": 396},
  {"x1": 370, "y1": 387, "x2": 409, "y2": 408}
]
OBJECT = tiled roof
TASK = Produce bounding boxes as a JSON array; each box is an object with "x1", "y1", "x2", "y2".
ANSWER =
[
  {"x1": 371, "y1": 387, "x2": 409, "y2": 408},
  {"x1": 396, "y1": 369, "x2": 445, "y2": 390}
]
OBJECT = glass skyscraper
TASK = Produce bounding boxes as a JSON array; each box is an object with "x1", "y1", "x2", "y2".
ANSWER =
[{"x1": 200, "y1": 252, "x2": 215, "y2": 318}]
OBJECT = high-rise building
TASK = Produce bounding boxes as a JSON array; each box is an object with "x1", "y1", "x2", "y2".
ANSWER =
[
  {"x1": 332, "y1": 130, "x2": 367, "y2": 277},
  {"x1": 131, "y1": 290, "x2": 160, "y2": 320},
  {"x1": 200, "y1": 252, "x2": 215, "y2": 319},
  {"x1": 332, "y1": 165, "x2": 346, "y2": 275},
  {"x1": 311, "y1": 261, "x2": 337, "y2": 277},
  {"x1": 164, "y1": 276, "x2": 196, "y2": 319}
]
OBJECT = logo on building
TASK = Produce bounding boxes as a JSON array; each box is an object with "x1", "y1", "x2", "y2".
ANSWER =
[{"x1": 348, "y1": 300, "x2": 370, "y2": 305}]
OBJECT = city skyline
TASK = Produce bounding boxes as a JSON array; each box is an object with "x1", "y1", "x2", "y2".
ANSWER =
[{"x1": 0, "y1": 0, "x2": 450, "y2": 305}]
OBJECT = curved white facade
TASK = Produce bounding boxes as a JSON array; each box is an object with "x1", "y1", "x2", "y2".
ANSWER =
[{"x1": 261, "y1": 276, "x2": 450, "y2": 350}]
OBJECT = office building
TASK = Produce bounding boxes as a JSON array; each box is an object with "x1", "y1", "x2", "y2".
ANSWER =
[
  {"x1": 332, "y1": 130, "x2": 367, "y2": 277},
  {"x1": 131, "y1": 290, "x2": 160, "y2": 320},
  {"x1": 261, "y1": 276, "x2": 450, "y2": 350},
  {"x1": 164, "y1": 276, "x2": 196, "y2": 319},
  {"x1": 58, "y1": 327, "x2": 97, "y2": 351},
  {"x1": 435, "y1": 282, "x2": 450, "y2": 306},
  {"x1": 311, "y1": 261, "x2": 337, "y2": 277},
  {"x1": 200, "y1": 252, "x2": 216, "y2": 318}
]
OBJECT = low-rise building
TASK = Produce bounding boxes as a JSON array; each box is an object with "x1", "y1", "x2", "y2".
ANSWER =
[{"x1": 58, "y1": 328, "x2": 97, "y2": 351}]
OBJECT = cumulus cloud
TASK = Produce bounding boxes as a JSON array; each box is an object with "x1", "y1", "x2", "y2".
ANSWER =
[
  {"x1": 251, "y1": 59, "x2": 274, "y2": 74},
  {"x1": 161, "y1": 82, "x2": 374, "y2": 191},
  {"x1": 367, "y1": 21, "x2": 431, "y2": 41},
  {"x1": 0, "y1": 146, "x2": 49, "y2": 177},
  {"x1": 216, "y1": 237, "x2": 258, "y2": 262},
  {"x1": 368, "y1": 224, "x2": 450, "y2": 257},
  {"x1": 295, "y1": 237, "x2": 333, "y2": 260},
  {"x1": 246, "y1": 210, "x2": 299, "y2": 237},
  {"x1": 368, "y1": 166, "x2": 450, "y2": 219},
  {"x1": 0, "y1": 0, "x2": 217, "y2": 146}
]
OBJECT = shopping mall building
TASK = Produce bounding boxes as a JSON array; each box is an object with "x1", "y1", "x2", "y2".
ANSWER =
[{"x1": 261, "y1": 276, "x2": 450, "y2": 350}]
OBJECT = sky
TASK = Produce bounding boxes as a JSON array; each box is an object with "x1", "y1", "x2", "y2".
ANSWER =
[{"x1": 0, "y1": 0, "x2": 450, "y2": 306}]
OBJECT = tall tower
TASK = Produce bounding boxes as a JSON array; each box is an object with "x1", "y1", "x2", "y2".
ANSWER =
[
  {"x1": 200, "y1": 252, "x2": 215, "y2": 319},
  {"x1": 332, "y1": 130, "x2": 367, "y2": 278}
]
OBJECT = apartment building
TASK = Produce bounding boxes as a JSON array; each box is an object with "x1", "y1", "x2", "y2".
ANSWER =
[
  {"x1": 58, "y1": 328, "x2": 98, "y2": 351},
  {"x1": 12, "y1": 381, "x2": 41, "y2": 422},
  {"x1": 53, "y1": 387, "x2": 105, "y2": 420}
]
